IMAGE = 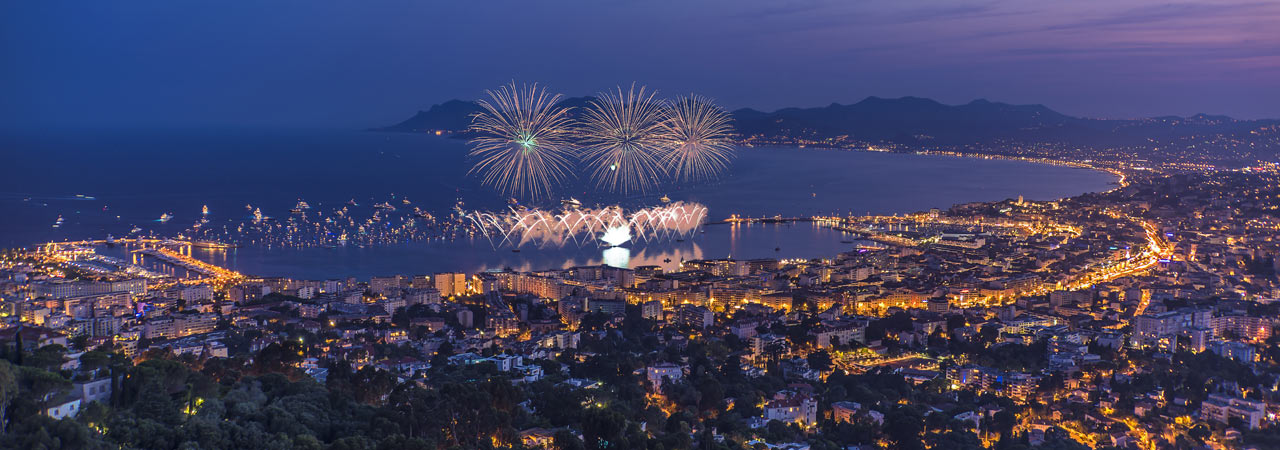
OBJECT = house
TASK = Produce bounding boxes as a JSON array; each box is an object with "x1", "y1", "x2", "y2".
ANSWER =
[
  {"x1": 45, "y1": 394, "x2": 82, "y2": 420},
  {"x1": 830, "y1": 401, "x2": 862, "y2": 423},
  {"x1": 762, "y1": 390, "x2": 818, "y2": 427},
  {"x1": 646, "y1": 363, "x2": 684, "y2": 390}
]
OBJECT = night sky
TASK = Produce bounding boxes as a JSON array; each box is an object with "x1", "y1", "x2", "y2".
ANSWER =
[{"x1": 3, "y1": 0, "x2": 1278, "y2": 130}]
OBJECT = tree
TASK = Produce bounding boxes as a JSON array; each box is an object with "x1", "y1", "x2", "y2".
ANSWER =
[
  {"x1": 27, "y1": 345, "x2": 67, "y2": 372},
  {"x1": 884, "y1": 407, "x2": 926, "y2": 450},
  {"x1": 554, "y1": 429, "x2": 586, "y2": 450},
  {"x1": 0, "y1": 360, "x2": 17, "y2": 429},
  {"x1": 582, "y1": 408, "x2": 627, "y2": 449},
  {"x1": 807, "y1": 350, "x2": 833, "y2": 372},
  {"x1": 78, "y1": 351, "x2": 112, "y2": 375}
]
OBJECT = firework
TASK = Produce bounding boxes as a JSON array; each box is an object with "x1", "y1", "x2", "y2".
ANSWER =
[
  {"x1": 659, "y1": 95, "x2": 735, "y2": 182},
  {"x1": 578, "y1": 84, "x2": 671, "y2": 194},
  {"x1": 465, "y1": 201, "x2": 707, "y2": 248},
  {"x1": 467, "y1": 82, "x2": 578, "y2": 200}
]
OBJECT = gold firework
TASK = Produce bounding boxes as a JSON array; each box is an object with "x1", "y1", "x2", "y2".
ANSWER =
[
  {"x1": 579, "y1": 84, "x2": 671, "y2": 194},
  {"x1": 660, "y1": 95, "x2": 735, "y2": 182},
  {"x1": 467, "y1": 82, "x2": 577, "y2": 200}
]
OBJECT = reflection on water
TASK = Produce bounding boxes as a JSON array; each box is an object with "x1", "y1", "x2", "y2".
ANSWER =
[
  {"x1": 5, "y1": 130, "x2": 1118, "y2": 277},
  {"x1": 602, "y1": 247, "x2": 631, "y2": 269},
  {"x1": 175, "y1": 222, "x2": 843, "y2": 279}
]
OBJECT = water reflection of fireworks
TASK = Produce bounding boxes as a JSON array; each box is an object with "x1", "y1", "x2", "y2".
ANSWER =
[{"x1": 465, "y1": 201, "x2": 707, "y2": 248}]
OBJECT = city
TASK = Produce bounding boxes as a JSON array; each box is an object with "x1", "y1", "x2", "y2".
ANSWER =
[
  {"x1": 3, "y1": 157, "x2": 1280, "y2": 449},
  {"x1": 4, "y1": 2, "x2": 1280, "y2": 450}
]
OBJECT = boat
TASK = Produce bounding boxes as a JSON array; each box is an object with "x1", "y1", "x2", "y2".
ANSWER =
[
  {"x1": 253, "y1": 208, "x2": 264, "y2": 221},
  {"x1": 52, "y1": 215, "x2": 63, "y2": 228},
  {"x1": 202, "y1": 205, "x2": 209, "y2": 215},
  {"x1": 659, "y1": 194, "x2": 671, "y2": 204},
  {"x1": 130, "y1": 226, "x2": 142, "y2": 234},
  {"x1": 774, "y1": 247, "x2": 781, "y2": 251},
  {"x1": 291, "y1": 200, "x2": 311, "y2": 214},
  {"x1": 508, "y1": 198, "x2": 520, "y2": 206},
  {"x1": 373, "y1": 202, "x2": 396, "y2": 211},
  {"x1": 159, "y1": 213, "x2": 173, "y2": 223},
  {"x1": 192, "y1": 240, "x2": 237, "y2": 249},
  {"x1": 561, "y1": 198, "x2": 582, "y2": 209},
  {"x1": 347, "y1": 199, "x2": 359, "y2": 206},
  {"x1": 245, "y1": 203, "x2": 253, "y2": 211},
  {"x1": 402, "y1": 198, "x2": 412, "y2": 205}
]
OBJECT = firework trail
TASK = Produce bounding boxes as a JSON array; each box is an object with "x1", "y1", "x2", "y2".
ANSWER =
[
  {"x1": 659, "y1": 95, "x2": 736, "y2": 182},
  {"x1": 465, "y1": 201, "x2": 707, "y2": 248},
  {"x1": 467, "y1": 82, "x2": 578, "y2": 200},
  {"x1": 579, "y1": 84, "x2": 671, "y2": 194}
]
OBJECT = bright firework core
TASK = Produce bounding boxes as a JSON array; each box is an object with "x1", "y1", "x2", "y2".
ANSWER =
[
  {"x1": 466, "y1": 201, "x2": 706, "y2": 248},
  {"x1": 600, "y1": 225, "x2": 631, "y2": 247}
]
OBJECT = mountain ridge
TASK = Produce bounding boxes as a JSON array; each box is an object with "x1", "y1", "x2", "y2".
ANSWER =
[{"x1": 374, "y1": 96, "x2": 1279, "y2": 148}]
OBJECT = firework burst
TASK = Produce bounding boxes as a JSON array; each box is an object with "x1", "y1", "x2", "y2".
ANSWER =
[
  {"x1": 659, "y1": 95, "x2": 735, "y2": 182},
  {"x1": 579, "y1": 84, "x2": 671, "y2": 194},
  {"x1": 465, "y1": 201, "x2": 707, "y2": 248},
  {"x1": 467, "y1": 82, "x2": 577, "y2": 200}
]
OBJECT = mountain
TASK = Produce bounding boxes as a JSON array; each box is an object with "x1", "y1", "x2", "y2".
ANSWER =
[
  {"x1": 731, "y1": 96, "x2": 1090, "y2": 145},
  {"x1": 371, "y1": 100, "x2": 482, "y2": 132},
  {"x1": 372, "y1": 96, "x2": 597, "y2": 133},
  {"x1": 375, "y1": 96, "x2": 1279, "y2": 149}
]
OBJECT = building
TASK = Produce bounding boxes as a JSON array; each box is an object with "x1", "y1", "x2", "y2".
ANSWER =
[
  {"x1": 762, "y1": 391, "x2": 818, "y2": 427},
  {"x1": 672, "y1": 305, "x2": 713, "y2": 328},
  {"x1": 75, "y1": 377, "x2": 112, "y2": 405},
  {"x1": 44, "y1": 395, "x2": 82, "y2": 420},
  {"x1": 434, "y1": 272, "x2": 469, "y2": 297},
  {"x1": 33, "y1": 279, "x2": 146, "y2": 299},
  {"x1": 830, "y1": 401, "x2": 862, "y2": 424},
  {"x1": 646, "y1": 363, "x2": 683, "y2": 390},
  {"x1": 809, "y1": 319, "x2": 866, "y2": 348},
  {"x1": 1200, "y1": 394, "x2": 1265, "y2": 429},
  {"x1": 369, "y1": 275, "x2": 405, "y2": 296},
  {"x1": 640, "y1": 300, "x2": 663, "y2": 321},
  {"x1": 585, "y1": 299, "x2": 626, "y2": 316},
  {"x1": 1208, "y1": 340, "x2": 1256, "y2": 362}
]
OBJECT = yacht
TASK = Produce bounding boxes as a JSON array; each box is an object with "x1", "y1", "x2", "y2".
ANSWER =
[
  {"x1": 130, "y1": 226, "x2": 142, "y2": 234},
  {"x1": 659, "y1": 194, "x2": 671, "y2": 204},
  {"x1": 373, "y1": 202, "x2": 396, "y2": 211},
  {"x1": 253, "y1": 208, "x2": 264, "y2": 222},
  {"x1": 561, "y1": 198, "x2": 582, "y2": 209},
  {"x1": 291, "y1": 200, "x2": 311, "y2": 214},
  {"x1": 347, "y1": 199, "x2": 359, "y2": 206},
  {"x1": 202, "y1": 205, "x2": 209, "y2": 215},
  {"x1": 52, "y1": 215, "x2": 64, "y2": 228},
  {"x1": 159, "y1": 213, "x2": 173, "y2": 223}
]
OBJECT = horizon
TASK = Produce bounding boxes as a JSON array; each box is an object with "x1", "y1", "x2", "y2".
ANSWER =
[{"x1": 4, "y1": 1, "x2": 1279, "y2": 130}]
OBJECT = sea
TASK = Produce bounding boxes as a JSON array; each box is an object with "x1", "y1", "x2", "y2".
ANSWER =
[{"x1": 0, "y1": 128, "x2": 1118, "y2": 279}]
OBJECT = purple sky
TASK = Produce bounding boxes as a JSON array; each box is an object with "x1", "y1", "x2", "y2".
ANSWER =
[{"x1": 3, "y1": 0, "x2": 1278, "y2": 129}]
